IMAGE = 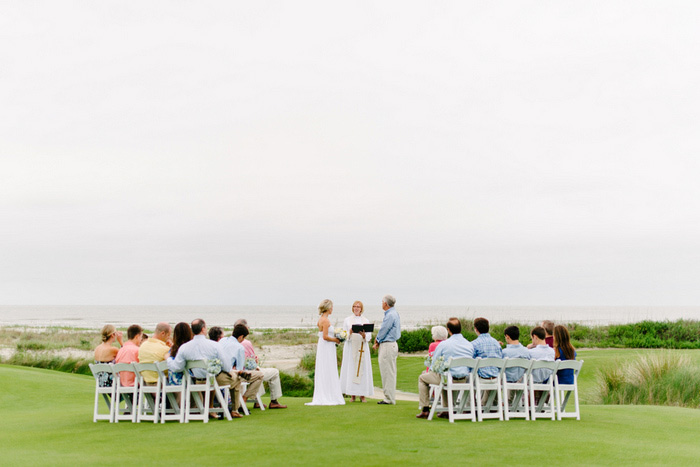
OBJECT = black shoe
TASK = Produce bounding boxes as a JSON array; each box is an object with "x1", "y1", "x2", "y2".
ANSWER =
[{"x1": 377, "y1": 400, "x2": 392, "y2": 405}]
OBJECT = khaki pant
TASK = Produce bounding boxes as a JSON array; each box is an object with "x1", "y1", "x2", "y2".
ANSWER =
[
  {"x1": 257, "y1": 367, "x2": 283, "y2": 400},
  {"x1": 378, "y1": 342, "x2": 398, "y2": 404},
  {"x1": 215, "y1": 372, "x2": 243, "y2": 411},
  {"x1": 418, "y1": 372, "x2": 467, "y2": 409},
  {"x1": 418, "y1": 371, "x2": 441, "y2": 408},
  {"x1": 243, "y1": 370, "x2": 264, "y2": 400}
]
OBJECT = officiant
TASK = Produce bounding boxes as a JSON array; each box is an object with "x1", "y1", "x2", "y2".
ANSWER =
[{"x1": 339, "y1": 301, "x2": 374, "y2": 402}]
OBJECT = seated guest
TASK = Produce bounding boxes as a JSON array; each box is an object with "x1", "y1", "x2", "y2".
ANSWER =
[
  {"x1": 115, "y1": 324, "x2": 143, "y2": 387},
  {"x1": 138, "y1": 322, "x2": 172, "y2": 385},
  {"x1": 471, "y1": 317, "x2": 503, "y2": 378},
  {"x1": 528, "y1": 326, "x2": 555, "y2": 383},
  {"x1": 94, "y1": 325, "x2": 123, "y2": 362},
  {"x1": 416, "y1": 318, "x2": 474, "y2": 419},
  {"x1": 94, "y1": 324, "x2": 124, "y2": 387},
  {"x1": 140, "y1": 333, "x2": 149, "y2": 345},
  {"x1": 220, "y1": 324, "x2": 265, "y2": 411},
  {"x1": 167, "y1": 322, "x2": 193, "y2": 386},
  {"x1": 235, "y1": 319, "x2": 287, "y2": 409},
  {"x1": 543, "y1": 320, "x2": 555, "y2": 348},
  {"x1": 528, "y1": 320, "x2": 555, "y2": 349},
  {"x1": 208, "y1": 326, "x2": 224, "y2": 342},
  {"x1": 425, "y1": 325, "x2": 448, "y2": 372},
  {"x1": 502, "y1": 325, "x2": 530, "y2": 383},
  {"x1": 553, "y1": 325, "x2": 577, "y2": 384},
  {"x1": 169, "y1": 319, "x2": 244, "y2": 419},
  {"x1": 235, "y1": 320, "x2": 257, "y2": 360}
]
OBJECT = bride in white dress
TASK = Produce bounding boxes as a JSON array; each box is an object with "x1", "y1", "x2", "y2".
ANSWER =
[
  {"x1": 339, "y1": 300, "x2": 374, "y2": 402},
  {"x1": 305, "y1": 299, "x2": 346, "y2": 406}
]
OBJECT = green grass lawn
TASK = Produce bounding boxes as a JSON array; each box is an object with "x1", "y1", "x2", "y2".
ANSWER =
[
  {"x1": 373, "y1": 348, "x2": 700, "y2": 403},
  {"x1": 2, "y1": 364, "x2": 700, "y2": 466}
]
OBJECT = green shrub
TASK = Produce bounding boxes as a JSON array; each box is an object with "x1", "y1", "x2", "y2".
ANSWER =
[
  {"x1": 465, "y1": 319, "x2": 700, "y2": 350},
  {"x1": 397, "y1": 328, "x2": 432, "y2": 352},
  {"x1": 278, "y1": 371, "x2": 314, "y2": 397}
]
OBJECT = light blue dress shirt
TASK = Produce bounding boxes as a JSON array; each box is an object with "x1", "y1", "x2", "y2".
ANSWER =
[
  {"x1": 432, "y1": 333, "x2": 474, "y2": 379},
  {"x1": 375, "y1": 307, "x2": 401, "y2": 343},
  {"x1": 218, "y1": 336, "x2": 246, "y2": 373},
  {"x1": 528, "y1": 345, "x2": 555, "y2": 383},
  {"x1": 167, "y1": 335, "x2": 226, "y2": 379},
  {"x1": 502, "y1": 343, "x2": 531, "y2": 382},
  {"x1": 472, "y1": 332, "x2": 504, "y2": 378}
]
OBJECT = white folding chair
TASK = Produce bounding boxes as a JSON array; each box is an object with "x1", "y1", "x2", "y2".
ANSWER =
[
  {"x1": 134, "y1": 362, "x2": 160, "y2": 423},
  {"x1": 528, "y1": 360, "x2": 559, "y2": 421},
  {"x1": 89, "y1": 363, "x2": 116, "y2": 422},
  {"x1": 113, "y1": 363, "x2": 139, "y2": 423},
  {"x1": 239, "y1": 381, "x2": 250, "y2": 415},
  {"x1": 239, "y1": 378, "x2": 266, "y2": 414},
  {"x1": 427, "y1": 357, "x2": 478, "y2": 423},
  {"x1": 184, "y1": 360, "x2": 232, "y2": 422},
  {"x1": 157, "y1": 360, "x2": 186, "y2": 423},
  {"x1": 255, "y1": 377, "x2": 266, "y2": 410},
  {"x1": 474, "y1": 358, "x2": 506, "y2": 421},
  {"x1": 502, "y1": 358, "x2": 532, "y2": 421},
  {"x1": 554, "y1": 360, "x2": 583, "y2": 420}
]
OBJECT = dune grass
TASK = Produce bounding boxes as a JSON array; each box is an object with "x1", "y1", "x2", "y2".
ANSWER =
[
  {"x1": 1, "y1": 364, "x2": 700, "y2": 466},
  {"x1": 0, "y1": 327, "x2": 99, "y2": 351},
  {"x1": 597, "y1": 351, "x2": 700, "y2": 408}
]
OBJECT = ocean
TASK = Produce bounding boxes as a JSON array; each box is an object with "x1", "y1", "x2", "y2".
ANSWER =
[{"x1": 1, "y1": 305, "x2": 699, "y2": 330}]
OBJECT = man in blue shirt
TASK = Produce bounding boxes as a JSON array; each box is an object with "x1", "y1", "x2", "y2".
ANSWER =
[
  {"x1": 528, "y1": 326, "x2": 555, "y2": 383},
  {"x1": 502, "y1": 325, "x2": 530, "y2": 383},
  {"x1": 416, "y1": 318, "x2": 473, "y2": 419},
  {"x1": 219, "y1": 324, "x2": 264, "y2": 412},
  {"x1": 472, "y1": 317, "x2": 503, "y2": 377},
  {"x1": 373, "y1": 294, "x2": 401, "y2": 405},
  {"x1": 472, "y1": 317, "x2": 504, "y2": 408}
]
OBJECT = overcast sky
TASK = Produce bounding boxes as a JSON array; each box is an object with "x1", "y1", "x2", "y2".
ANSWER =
[{"x1": 1, "y1": 1, "x2": 699, "y2": 306}]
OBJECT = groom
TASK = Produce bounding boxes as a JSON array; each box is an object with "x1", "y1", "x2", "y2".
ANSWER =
[{"x1": 373, "y1": 294, "x2": 401, "y2": 405}]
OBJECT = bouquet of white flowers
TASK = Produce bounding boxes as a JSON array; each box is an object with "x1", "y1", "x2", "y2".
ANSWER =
[
  {"x1": 423, "y1": 354, "x2": 433, "y2": 369},
  {"x1": 244, "y1": 357, "x2": 258, "y2": 371},
  {"x1": 207, "y1": 358, "x2": 222, "y2": 376},
  {"x1": 335, "y1": 328, "x2": 348, "y2": 343}
]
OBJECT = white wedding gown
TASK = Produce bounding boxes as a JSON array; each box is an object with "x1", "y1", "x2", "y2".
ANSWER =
[{"x1": 305, "y1": 326, "x2": 345, "y2": 406}]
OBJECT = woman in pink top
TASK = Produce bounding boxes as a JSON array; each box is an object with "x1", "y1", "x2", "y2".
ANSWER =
[{"x1": 426, "y1": 325, "x2": 448, "y2": 372}]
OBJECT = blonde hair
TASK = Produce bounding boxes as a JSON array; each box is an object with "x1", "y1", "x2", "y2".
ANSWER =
[
  {"x1": 101, "y1": 324, "x2": 116, "y2": 343},
  {"x1": 352, "y1": 300, "x2": 364, "y2": 315},
  {"x1": 318, "y1": 299, "x2": 333, "y2": 315}
]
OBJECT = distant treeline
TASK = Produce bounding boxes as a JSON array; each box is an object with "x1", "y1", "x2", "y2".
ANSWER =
[{"x1": 397, "y1": 319, "x2": 700, "y2": 353}]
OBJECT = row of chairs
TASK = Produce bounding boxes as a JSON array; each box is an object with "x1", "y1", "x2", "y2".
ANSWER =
[
  {"x1": 88, "y1": 360, "x2": 263, "y2": 423},
  {"x1": 428, "y1": 357, "x2": 583, "y2": 423}
]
